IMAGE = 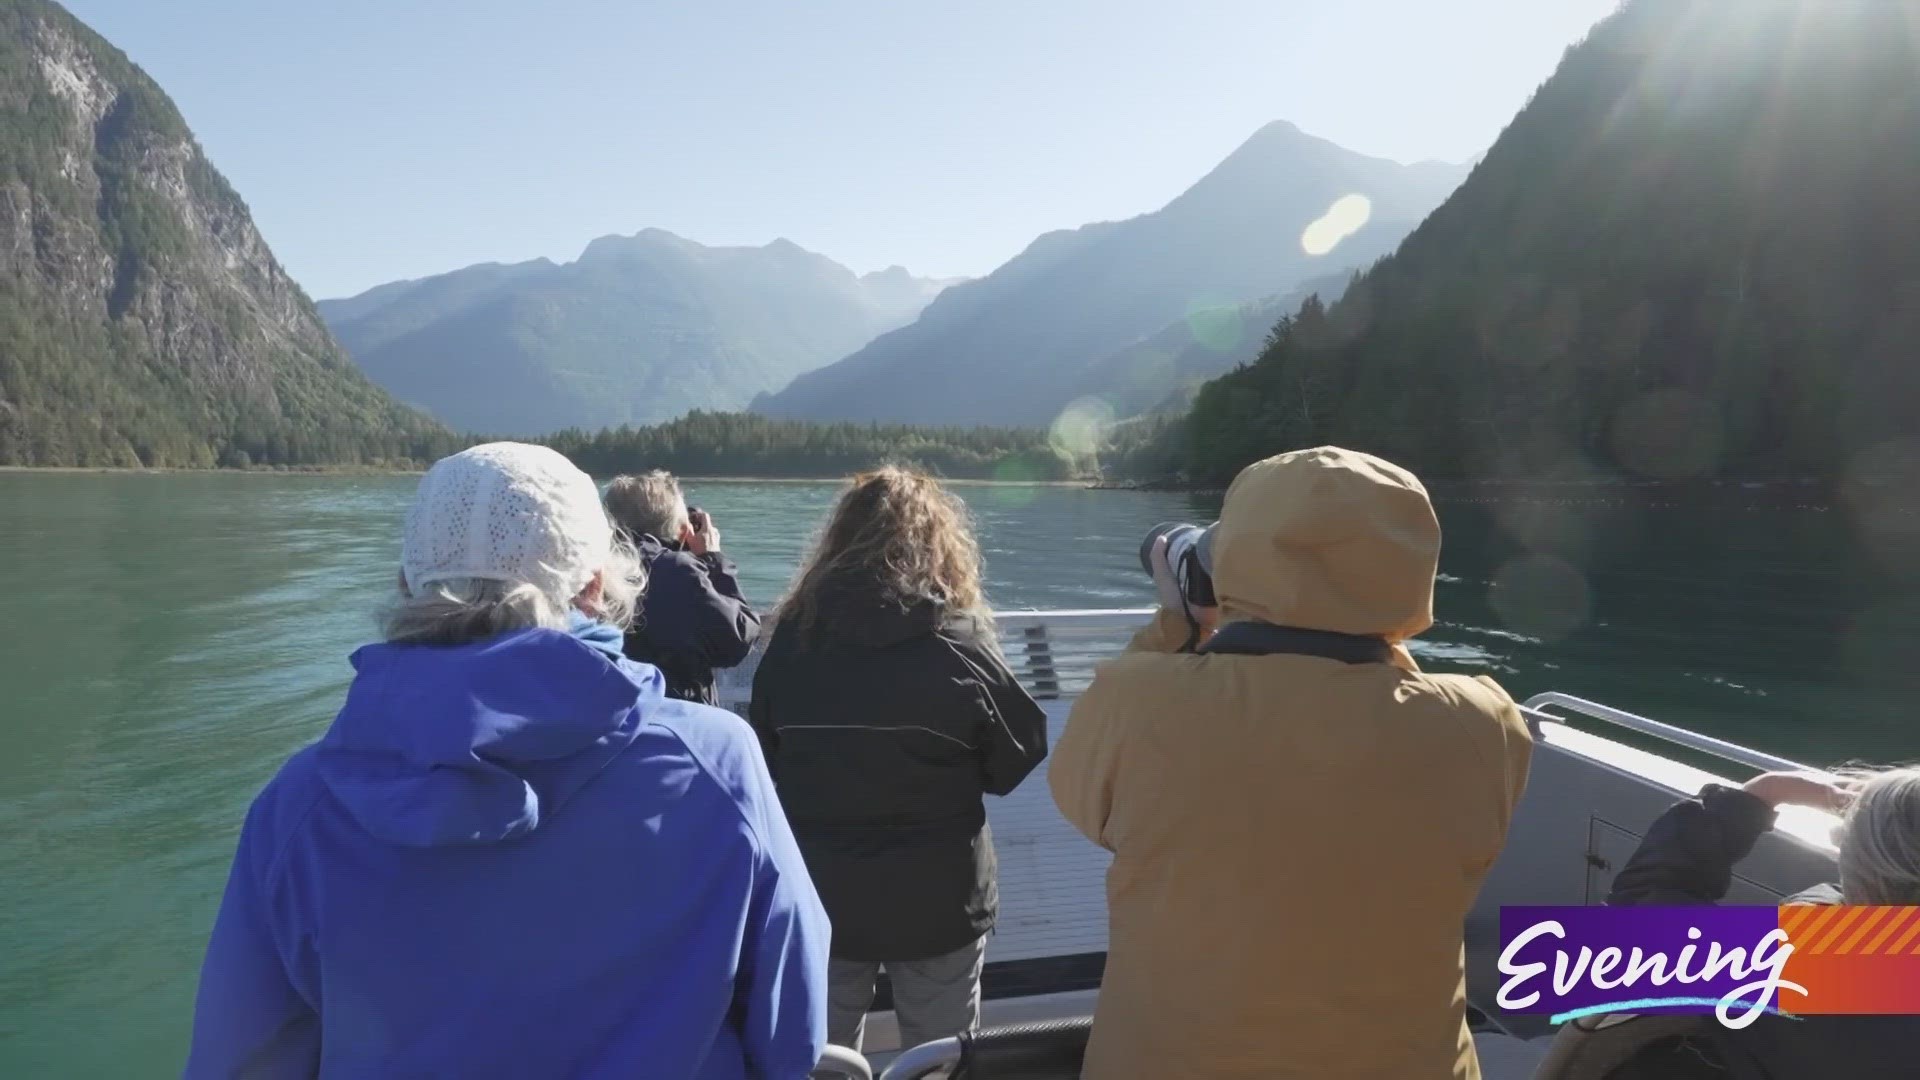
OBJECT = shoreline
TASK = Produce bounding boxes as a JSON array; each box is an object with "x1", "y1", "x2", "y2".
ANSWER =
[
  {"x1": 672, "y1": 475, "x2": 1089, "y2": 487},
  {"x1": 0, "y1": 464, "x2": 423, "y2": 477},
  {"x1": 1090, "y1": 475, "x2": 1915, "y2": 510},
  {"x1": 6, "y1": 467, "x2": 1912, "y2": 509},
  {"x1": 0, "y1": 465, "x2": 1090, "y2": 486}
]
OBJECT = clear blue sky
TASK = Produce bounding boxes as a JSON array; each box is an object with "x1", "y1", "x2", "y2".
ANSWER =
[{"x1": 63, "y1": 0, "x2": 1620, "y2": 299}]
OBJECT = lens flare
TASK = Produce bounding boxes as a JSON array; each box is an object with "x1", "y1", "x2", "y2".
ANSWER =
[
  {"x1": 985, "y1": 457, "x2": 1045, "y2": 506},
  {"x1": 1842, "y1": 441, "x2": 1920, "y2": 580},
  {"x1": 1184, "y1": 301, "x2": 1245, "y2": 354},
  {"x1": 1050, "y1": 397, "x2": 1114, "y2": 463},
  {"x1": 1488, "y1": 556, "x2": 1592, "y2": 644},
  {"x1": 1300, "y1": 194, "x2": 1373, "y2": 257}
]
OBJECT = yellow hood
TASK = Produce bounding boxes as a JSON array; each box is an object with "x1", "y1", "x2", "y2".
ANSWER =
[{"x1": 1211, "y1": 446, "x2": 1439, "y2": 643}]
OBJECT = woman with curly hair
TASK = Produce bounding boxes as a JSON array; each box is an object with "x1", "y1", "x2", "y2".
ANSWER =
[{"x1": 749, "y1": 466, "x2": 1050, "y2": 1056}]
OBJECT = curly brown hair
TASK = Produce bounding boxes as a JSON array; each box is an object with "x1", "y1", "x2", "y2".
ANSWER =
[{"x1": 777, "y1": 466, "x2": 987, "y2": 637}]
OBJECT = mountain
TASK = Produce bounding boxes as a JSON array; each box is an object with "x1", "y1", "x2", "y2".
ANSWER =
[
  {"x1": 0, "y1": 0, "x2": 443, "y2": 468},
  {"x1": 1183, "y1": 0, "x2": 1920, "y2": 484},
  {"x1": 1068, "y1": 270, "x2": 1355, "y2": 422},
  {"x1": 321, "y1": 235, "x2": 956, "y2": 435},
  {"x1": 752, "y1": 123, "x2": 1467, "y2": 427},
  {"x1": 856, "y1": 264, "x2": 965, "y2": 327}
]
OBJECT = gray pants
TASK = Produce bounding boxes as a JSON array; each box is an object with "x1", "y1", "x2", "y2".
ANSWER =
[{"x1": 827, "y1": 935, "x2": 988, "y2": 1053}]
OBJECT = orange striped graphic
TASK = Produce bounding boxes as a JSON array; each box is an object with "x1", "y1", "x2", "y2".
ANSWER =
[
  {"x1": 1792, "y1": 904, "x2": 1845, "y2": 946},
  {"x1": 1859, "y1": 907, "x2": 1915, "y2": 955},
  {"x1": 1780, "y1": 905, "x2": 1821, "y2": 937},
  {"x1": 1809, "y1": 906, "x2": 1869, "y2": 954},
  {"x1": 1835, "y1": 907, "x2": 1895, "y2": 955},
  {"x1": 1891, "y1": 912, "x2": 1920, "y2": 955},
  {"x1": 1776, "y1": 906, "x2": 1920, "y2": 1014},
  {"x1": 1783, "y1": 906, "x2": 1920, "y2": 956}
]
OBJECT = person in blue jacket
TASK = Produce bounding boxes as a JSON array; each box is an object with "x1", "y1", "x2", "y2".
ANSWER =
[{"x1": 183, "y1": 442, "x2": 830, "y2": 1080}]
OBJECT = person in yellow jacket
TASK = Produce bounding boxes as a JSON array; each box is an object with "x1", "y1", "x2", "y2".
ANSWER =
[{"x1": 1050, "y1": 446, "x2": 1534, "y2": 1079}]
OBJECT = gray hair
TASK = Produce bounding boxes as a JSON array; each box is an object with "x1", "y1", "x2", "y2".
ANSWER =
[
  {"x1": 603, "y1": 471, "x2": 690, "y2": 542},
  {"x1": 1837, "y1": 766, "x2": 1920, "y2": 904},
  {"x1": 382, "y1": 536, "x2": 647, "y2": 647}
]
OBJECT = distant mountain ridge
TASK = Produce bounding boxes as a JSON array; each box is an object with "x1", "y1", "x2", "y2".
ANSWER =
[
  {"x1": 0, "y1": 0, "x2": 442, "y2": 468},
  {"x1": 753, "y1": 122, "x2": 1467, "y2": 427},
  {"x1": 321, "y1": 233, "x2": 956, "y2": 435}
]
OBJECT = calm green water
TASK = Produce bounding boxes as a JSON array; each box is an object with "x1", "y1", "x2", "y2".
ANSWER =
[{"x1": 2, "y1": 473, "x2": 1917, "y2": 1075}]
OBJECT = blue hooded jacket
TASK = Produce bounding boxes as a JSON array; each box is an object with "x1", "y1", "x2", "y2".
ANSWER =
[{"x1": 184, "y1": 620, "x2": 830, "y2": 1079}]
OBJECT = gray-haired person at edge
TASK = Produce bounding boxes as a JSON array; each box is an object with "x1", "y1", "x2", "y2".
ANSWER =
[
  {"x1": 1049, "y1": 446, "x2": 1536, "y2": 1079},
  {"x1": 182, "y1": 443, "x2": 830, "y2": 1079},
  {"x1": 603, "y1": 470, "x2": 761, "y2": 706},
  {"x1": 1596, "y1": 769, "x2": 1919, "y2": 1080},
  {"x1": 747, "y1": 466, "x2": 1051, "y2": 1055}
]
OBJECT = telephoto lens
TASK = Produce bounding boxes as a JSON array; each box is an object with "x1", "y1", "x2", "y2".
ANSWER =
[{"x1": 1139, "y1": 521, "x2": 1217, "y2": 606}]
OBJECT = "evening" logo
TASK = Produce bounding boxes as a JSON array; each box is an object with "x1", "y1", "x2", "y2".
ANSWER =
[{"x1": 1499, "y1": 906, "x2": 1920, "y2": 1027}]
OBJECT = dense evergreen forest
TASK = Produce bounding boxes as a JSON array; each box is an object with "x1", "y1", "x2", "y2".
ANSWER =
[
  {"x1": 542, "y1": 412, "x2": 1083, "y2": 480},
  {"x1": 2, "y1": 405, "x2": 1084, "y2": 481},
  {"x1": 1166, "y1": 0, "x2": 1920, "y2": 486}
]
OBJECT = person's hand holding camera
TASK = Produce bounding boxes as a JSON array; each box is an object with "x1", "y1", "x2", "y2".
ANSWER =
[
  {"x1": 680, "y1": 508, "x2": 720, "y2": 557},
  {"x1": 1150, "y1": 535, "x2": 1219, "y2": 636}
]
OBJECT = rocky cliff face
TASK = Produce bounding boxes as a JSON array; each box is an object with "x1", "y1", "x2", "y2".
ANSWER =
[{"x1": 0, "y1": 0, "x2": 441, "y2": 467}]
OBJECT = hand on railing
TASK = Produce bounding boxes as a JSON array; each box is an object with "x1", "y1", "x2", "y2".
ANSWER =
[{"x1": 1742, "y1": 771, "x2": 1855, "y2": 813}]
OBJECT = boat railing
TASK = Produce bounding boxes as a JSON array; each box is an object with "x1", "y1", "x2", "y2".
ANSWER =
[
  {"x1": 727, "y1": 613, "x2": 1820, "y2": 780},
  {"x1": 811, "y1": 1044, "x2": 873, "y2": 1080},
  {"x1": 1520, "y1": 692, "x2": 1814, "y2": 775},
  {"x1": 716, "y1": 608, "x2": 1156, "y2": 713},
  {"x1": 990, "y1": 608, "x2": 1157, "y2": 701}
]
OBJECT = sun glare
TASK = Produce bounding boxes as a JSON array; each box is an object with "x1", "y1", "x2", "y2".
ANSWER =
[
  {"x1": 1049, "y1": 396, "x2": 1114, "y2": 461},
  {"x1": 1300, "y1": 194, "x2": 1373, "y2": 256}
]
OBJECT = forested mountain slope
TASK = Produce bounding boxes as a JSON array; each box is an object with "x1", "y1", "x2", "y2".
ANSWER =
[
  {"x1": 1184, "y1": 0, "x2": 1920, "y2": 484},
  {"x1": 0, "y1": 0, "x2": 443, "y2": 468},
  {"x1": 755, "y1": 122, "x2": 1464, "y2": 427}
]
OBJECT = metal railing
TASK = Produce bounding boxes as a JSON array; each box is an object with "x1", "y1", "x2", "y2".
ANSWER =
[
  {"x1": 715, "y1": 608, "x2": 1155, "y2": 714},
  {"x1": 878, "y1": 1017, "x2": 1094, "y2": 1079},
  {"x1": 993, "y1": 609, "x2": 1154, "y2": 701},
  {"x1": 812, "y1": 1044, "x2": 874, "y2": 1080},
  {"x1": 878, "y1": 1037, "x2": 962, "y2": 1080},
  {"x1": 721, "y1": 611, "x2": 1820, "y2": 783},
  {"x1": 1520, "y1": 692, "x2": 1814, "y2": 774}
]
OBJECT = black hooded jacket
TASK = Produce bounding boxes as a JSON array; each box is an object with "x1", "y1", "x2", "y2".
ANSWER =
[
  {"x1": 747, "y1": 580, "x2": 1049, "y2": 962},
  {"x1": 621, "y1": 533, "x2": 760, "y2": 706},
  {"x1": 1605, "y1": 784, "x2": 1914, "y2": 1080}
]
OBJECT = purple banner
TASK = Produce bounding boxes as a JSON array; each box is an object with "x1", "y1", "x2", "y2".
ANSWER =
[{"x1": 1497, "y1": 906, "x2": 1798, "y2": 1027}]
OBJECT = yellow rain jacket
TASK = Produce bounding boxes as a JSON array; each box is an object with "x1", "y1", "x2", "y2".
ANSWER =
[{"x1": 1050, "y1": 447, "x2": 1533, "y2": 1079}]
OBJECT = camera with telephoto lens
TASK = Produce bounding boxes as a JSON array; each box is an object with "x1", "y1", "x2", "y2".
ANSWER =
[{"x1": 1139, "y1": 521, "x2": 1218, "y2": 608}]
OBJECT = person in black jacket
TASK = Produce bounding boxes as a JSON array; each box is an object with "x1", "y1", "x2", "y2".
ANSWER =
[
  {"x1": 1601, "y1": 768, "x2": 1920, "y2": 1080},
  {"x1": 603, "y1": 471, "x2": 760, "y2": 705},
  {"x1": 749, "y1": 466, "x2": 1050, "y2": 1056}
]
